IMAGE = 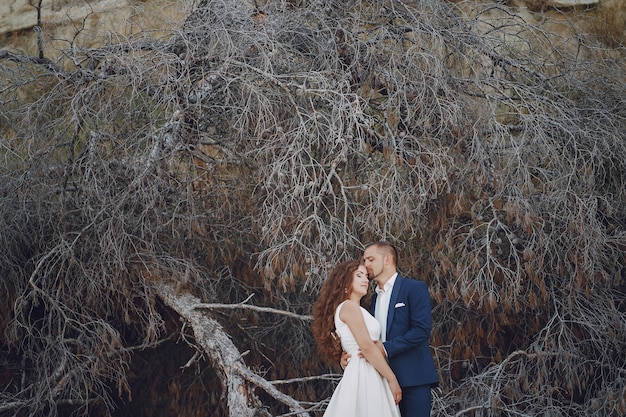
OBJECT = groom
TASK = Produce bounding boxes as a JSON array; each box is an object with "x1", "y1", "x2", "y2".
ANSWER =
[{"x1": 363, "y1": 241, "x2": 438, "y2": 417}]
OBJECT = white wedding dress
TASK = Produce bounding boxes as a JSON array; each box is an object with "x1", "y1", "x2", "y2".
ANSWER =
[{"x1": 323, "y1": 301, "x2": 400, "y2": 417}]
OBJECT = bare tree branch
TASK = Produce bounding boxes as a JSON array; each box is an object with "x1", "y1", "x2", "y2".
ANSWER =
[
  {"x1": 194, "y1": 294, "x2": 313, "y2": 321},
  {"x1": 156, "y1": 283, "x2": 310, "y2": 417}
]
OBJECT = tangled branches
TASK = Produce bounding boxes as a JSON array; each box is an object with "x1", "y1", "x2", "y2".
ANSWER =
[{"x1": 0, "y1": 0, "x2": 625, "y2": 416}]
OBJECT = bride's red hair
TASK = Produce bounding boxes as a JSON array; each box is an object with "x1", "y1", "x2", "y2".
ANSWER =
[{"x1": 311, "y1": 260, "x2": 363, "y2": 366}]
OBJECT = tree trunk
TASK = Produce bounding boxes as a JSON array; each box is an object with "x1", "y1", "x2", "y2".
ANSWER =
[{"x1": 155, "y1": 283, "x2": 310, "y2": 417}]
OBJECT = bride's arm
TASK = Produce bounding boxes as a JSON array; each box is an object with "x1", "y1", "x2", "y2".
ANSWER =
[{"x1": 339, "y1": 300, "x2": 402, "y2": 403}]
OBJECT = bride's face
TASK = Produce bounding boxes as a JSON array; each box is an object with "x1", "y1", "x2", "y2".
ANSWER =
[{"x1": 349, "y1": 265, "x2": 370, "y2": 298}]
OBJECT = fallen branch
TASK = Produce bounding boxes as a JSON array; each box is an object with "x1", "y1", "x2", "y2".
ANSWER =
[
  {"x1": 194, "y1": 294, "x2": 312, "y2": 321},
  {"x1": 155, "y1": 283, "x2": 310, "y2": 417}
]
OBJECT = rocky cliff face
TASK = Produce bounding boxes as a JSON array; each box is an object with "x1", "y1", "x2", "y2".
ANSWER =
[
  {"x1": 2, "y1": 1, "x2": 133, "y2": 35},
  {"x1": 0, "y1": 0, "x2": 624, "y2": 54},
  {"x1": 0, "y1": 0, "x2": 186, "y2": 53}
]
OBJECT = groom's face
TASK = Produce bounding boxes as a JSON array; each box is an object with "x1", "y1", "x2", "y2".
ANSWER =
[{"x1": 363, "y1": 246, "x2": 385, "y2": 283}]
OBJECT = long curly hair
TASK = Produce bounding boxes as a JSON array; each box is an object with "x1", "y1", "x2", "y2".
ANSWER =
[{"x1": 311, "y1": 259, "x2": 364, "y2": 366}]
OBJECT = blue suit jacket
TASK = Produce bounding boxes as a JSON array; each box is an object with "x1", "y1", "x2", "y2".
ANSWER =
[{"x1": 370, "y1": 275, "x2": 439, "y2": 388}]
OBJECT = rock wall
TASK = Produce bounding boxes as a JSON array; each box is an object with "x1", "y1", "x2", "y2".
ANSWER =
[
  {"x1": 1, "y1": 0, "x2": 121, "y2": 33},
  {"x1": 0, "y1": 0, "x2": 623, "y2": 55},
  {"x1": 0, "y1": 0, "x2": 187, "y2": 53}
]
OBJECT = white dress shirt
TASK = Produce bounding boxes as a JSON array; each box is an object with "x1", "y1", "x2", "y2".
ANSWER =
[{"x1": 374, "y1": 273, "x2": 397, "y2": 342}]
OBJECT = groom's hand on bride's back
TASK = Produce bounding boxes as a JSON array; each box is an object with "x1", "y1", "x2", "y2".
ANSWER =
[{"x1": 340, "y1": 351, "x2": 350, "y2": 369}]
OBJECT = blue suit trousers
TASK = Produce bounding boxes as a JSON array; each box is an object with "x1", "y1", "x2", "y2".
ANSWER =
[{"x1": 399, "y1": 384, "x2": 432, "y2": 417}]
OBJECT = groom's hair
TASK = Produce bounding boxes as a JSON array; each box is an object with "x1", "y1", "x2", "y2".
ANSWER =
[{"x1": 365, "y1": 241, "x2": 398, "y2": 266}]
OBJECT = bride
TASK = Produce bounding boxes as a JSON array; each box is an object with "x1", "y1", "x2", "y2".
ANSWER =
[{"x1": 312, "y1": 260, "x2": 401, "y2": 417}]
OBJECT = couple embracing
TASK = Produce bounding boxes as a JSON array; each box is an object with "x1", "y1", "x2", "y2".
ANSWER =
[{"x1": 312, "y1": 242, "x2": 438, "y2": 417}]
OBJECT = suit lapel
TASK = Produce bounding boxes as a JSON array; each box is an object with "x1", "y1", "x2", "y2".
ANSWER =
[
  {"x1": 386, "y1": 276, "x2": 402, "y2": 335},
  {"x1": 370, "y1": 293, "x2": 377, "y2": 316}
]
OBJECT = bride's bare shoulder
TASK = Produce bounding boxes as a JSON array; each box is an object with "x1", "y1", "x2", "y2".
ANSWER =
[{"x1": 338, "y1": 300, "x2": 361, "y2": 321}]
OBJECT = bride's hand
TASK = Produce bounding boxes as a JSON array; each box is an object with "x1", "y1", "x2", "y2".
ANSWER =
[{"x1": 388, "y1": 379, "x2": 402, "y2": 405}]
